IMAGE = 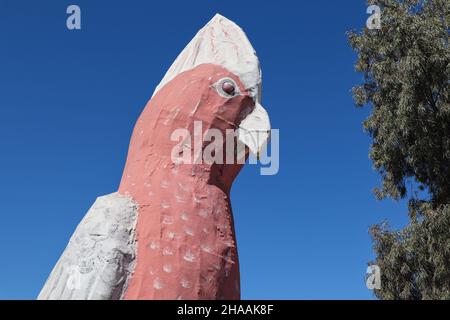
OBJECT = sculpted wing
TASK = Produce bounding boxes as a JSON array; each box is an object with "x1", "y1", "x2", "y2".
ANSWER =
[{"x1": 38, "y1": 193, "x2": 138, "y2": 300}]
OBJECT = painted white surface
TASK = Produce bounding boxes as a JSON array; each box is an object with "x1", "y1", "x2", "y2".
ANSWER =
[
  {"x1": 38, "y1": 193, "x2": 138, "y2": 300},
  {"x1": 237, "y1": 102, "x2": 271, "y2": 156},
  {"x1": 153, "y1": 14, "x2": 262, "y2": 102}
]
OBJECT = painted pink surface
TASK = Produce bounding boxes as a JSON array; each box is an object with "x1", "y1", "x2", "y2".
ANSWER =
[{"x1": 118, "y1": 64, "x2": 255, "y2": 300}]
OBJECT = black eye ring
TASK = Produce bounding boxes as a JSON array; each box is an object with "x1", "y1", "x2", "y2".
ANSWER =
[{"x1": 214, "y1": 78, "x2": 240, "y2": 98}]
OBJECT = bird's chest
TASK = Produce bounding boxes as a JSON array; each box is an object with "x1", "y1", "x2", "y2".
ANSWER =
[{"x1": 122, "y1": 173, "x2": 240, "y2": 299}]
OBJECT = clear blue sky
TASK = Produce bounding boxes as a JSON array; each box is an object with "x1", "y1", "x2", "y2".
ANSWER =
[{"x1": 0, "y1": 0, "x2": 410, "y2": 299}]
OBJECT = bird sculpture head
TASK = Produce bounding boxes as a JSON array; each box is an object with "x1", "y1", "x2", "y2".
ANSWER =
[{"x1": 119, "y1": 14, "x2": 270, "y2": 192}]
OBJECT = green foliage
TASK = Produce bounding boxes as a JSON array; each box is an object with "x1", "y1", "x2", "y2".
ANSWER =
[
  {"x1": 370, "y1": 205, "x2": 450, "y2": 299},
  {"x1": 348, "y1": 0, "x2": 450, "y2": 299},
  {"x1": 348, "y1": 0, "x2": 449, "y2": 205}
]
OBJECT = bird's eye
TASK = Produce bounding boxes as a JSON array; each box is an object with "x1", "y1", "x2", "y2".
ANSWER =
[
  {"x1": 222, "y1": 81, "x2": 235, "y2": 95},
  {"x1": 214, "y1": 78, "x2": 240, "y2": 98}
]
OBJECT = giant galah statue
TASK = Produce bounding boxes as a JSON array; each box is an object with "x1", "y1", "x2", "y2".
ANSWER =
[{"x1": 38, "y1": 14, "x2": 270, "y2": 300}]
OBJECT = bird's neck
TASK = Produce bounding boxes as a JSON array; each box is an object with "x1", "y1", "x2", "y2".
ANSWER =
[{"x1": 118, "y1": 155, "x2": 241, "y2": 299}]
